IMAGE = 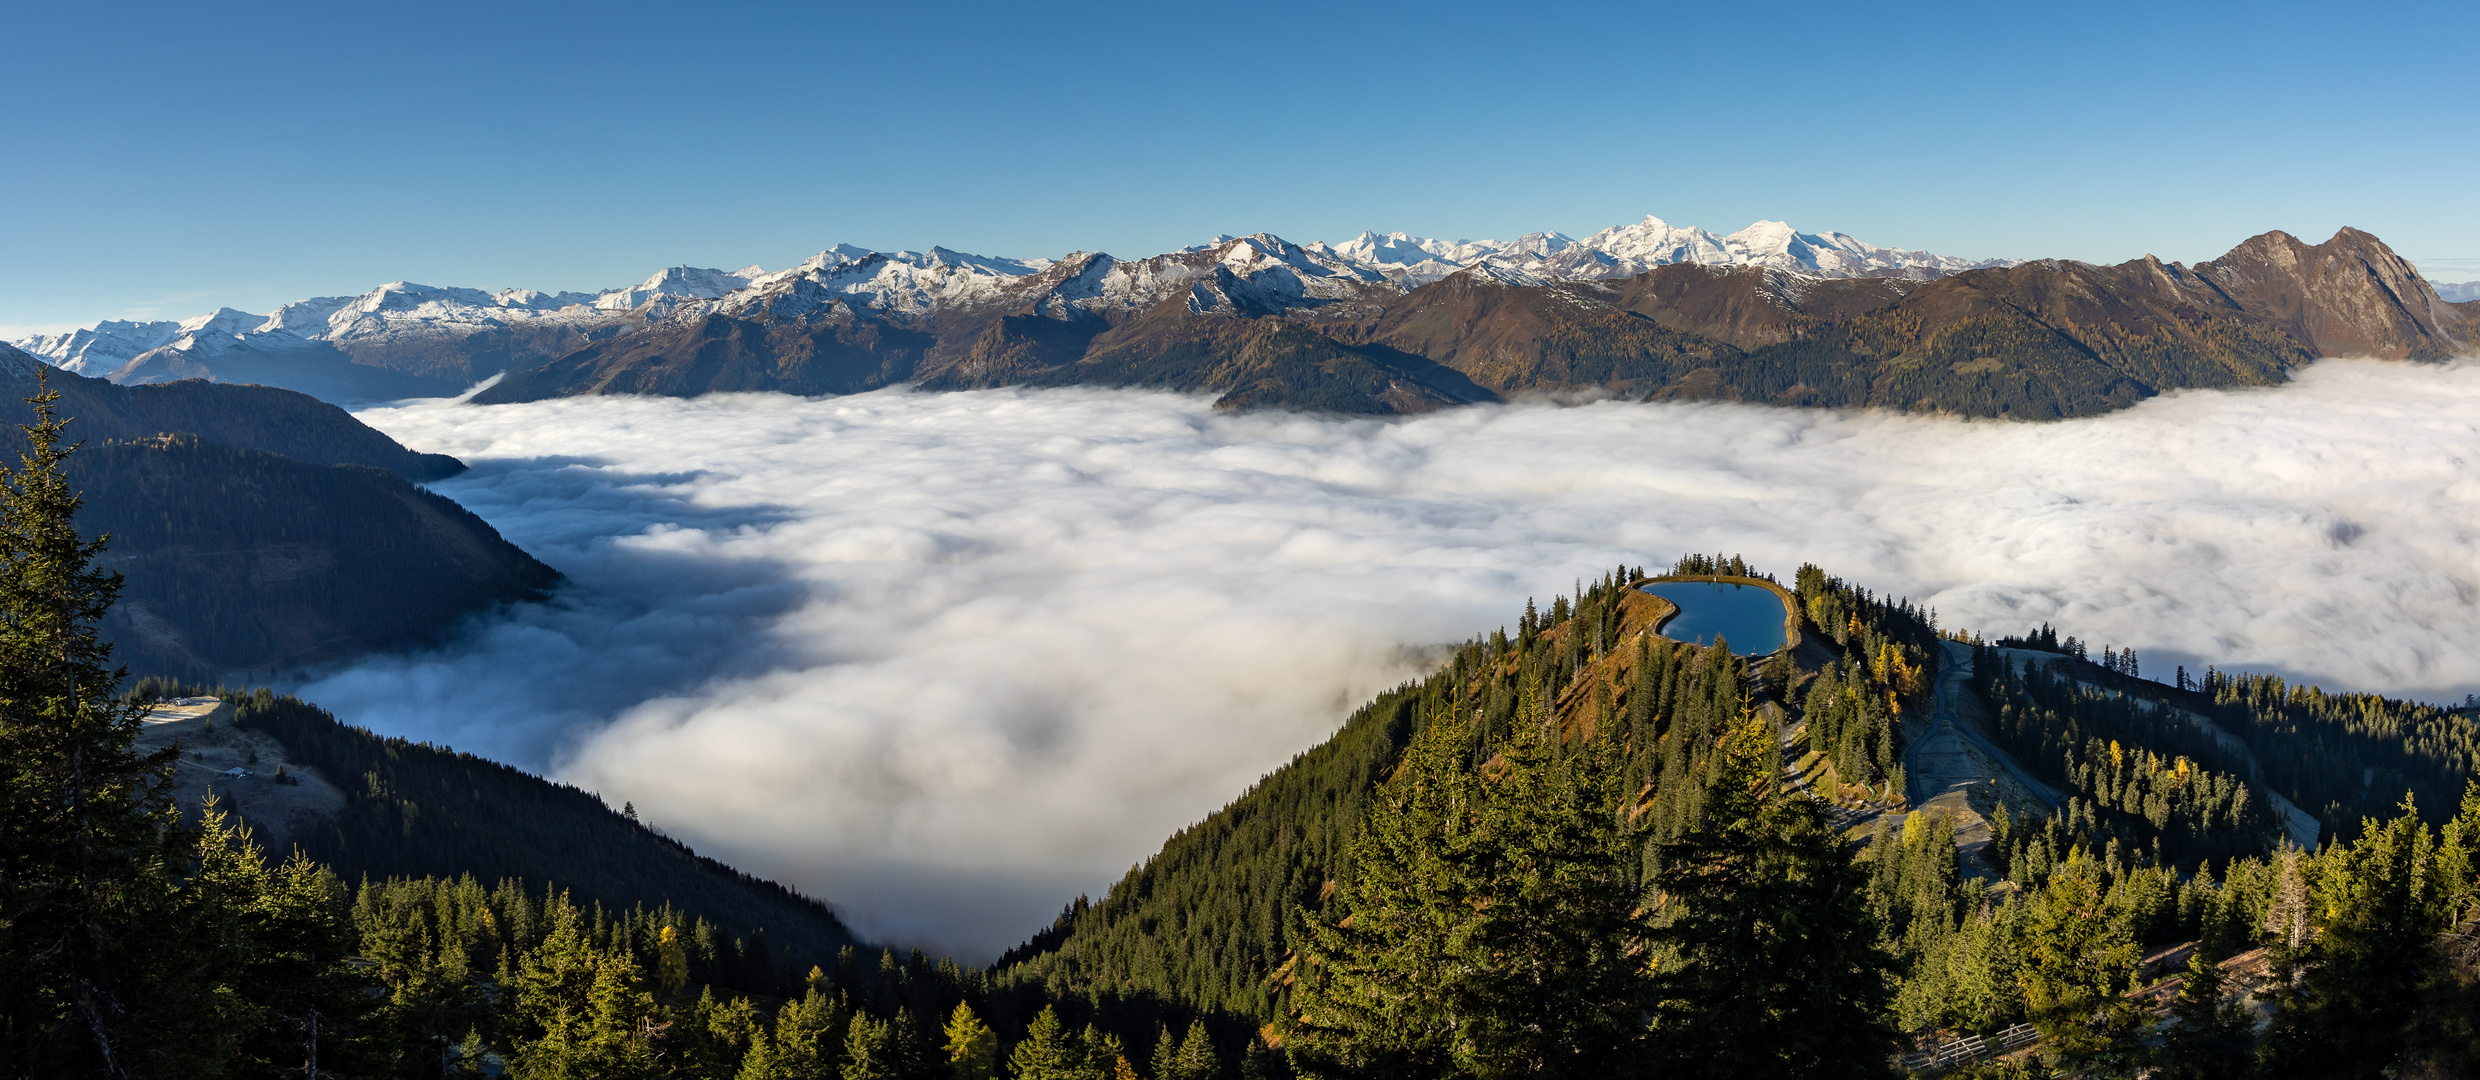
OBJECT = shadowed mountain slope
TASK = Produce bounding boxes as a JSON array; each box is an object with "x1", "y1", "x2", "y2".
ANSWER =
[
  {"x1": 225, "y1": 689, "x2": 861, "y2": 966},
  {"x1": 78, "y1": 435, "x2": 558, "y2": 681},
  {"x1": 0, "y1": 345, "x2": 555, "y2": 680},
  {"x1": 0, "y1": 345, "x2": 462, "y2": 478}
]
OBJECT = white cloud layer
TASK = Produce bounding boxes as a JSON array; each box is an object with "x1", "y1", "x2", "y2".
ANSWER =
[{"x1": 316, "y1": 358, "x2": 2480, "y2": 960}]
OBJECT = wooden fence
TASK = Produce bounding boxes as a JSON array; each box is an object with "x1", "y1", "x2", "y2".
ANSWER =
[{"x1": 1899, "y1": 1023, "x2": 2040, "y2": 1073}]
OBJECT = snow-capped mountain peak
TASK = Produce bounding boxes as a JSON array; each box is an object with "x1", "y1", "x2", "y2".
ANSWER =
[
  {"x1": 10, "y1": 319, "x2": 188, "y2": 377},
  {"x1": 10, "y1": 211, "x2": 2017, "y2": 397},
  {"x1": 595, "y1": 265, "x2": 769, "y2": 311},
  {"x1": 1330, "y1": 215, "x2": 2014, "y2": 284}
]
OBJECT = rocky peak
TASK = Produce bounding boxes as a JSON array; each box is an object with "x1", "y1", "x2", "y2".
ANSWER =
[{"x1": 2198, "y1": 227, "x2": 2468, "y2": 359}]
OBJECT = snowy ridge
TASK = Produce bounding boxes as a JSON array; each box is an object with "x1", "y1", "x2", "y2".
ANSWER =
[
  {"x1": 675, "y1": 233, "x2": 1389, "y2": 327},
  {"x1": 12, "y1": 212, "x2": 2013, "y2": 389},
  {"x1": 2438, "y1": 280, "x2": 2480, "y2": 304},
  {"x1": 1332, "y1": 216, "x2": 2013, "y2": 285},
  {"x1": 19, "y1": 320, "x2": 192, "y2": 376},
  {"x1": 702, "y1": 246, "x2": 1050, "y2": 322}
]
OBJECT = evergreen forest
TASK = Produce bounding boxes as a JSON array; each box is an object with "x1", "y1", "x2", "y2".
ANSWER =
[
  {"x1": 2, "y1": 382, "x2": 2476, "y2": 1078},
  {"x1": 77, "y1": 435, "x2": 558, "y2": 681}
]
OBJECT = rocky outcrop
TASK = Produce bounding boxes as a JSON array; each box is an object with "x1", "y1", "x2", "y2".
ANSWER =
[{"x1": 2191, "y1": 227, "x2": 2470, "y2": 359}]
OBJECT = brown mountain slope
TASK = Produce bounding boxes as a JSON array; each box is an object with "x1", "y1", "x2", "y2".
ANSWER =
[
  {"x1": 475, "y1": 227, "x2": 2473, "y2": 418},
  {"x1": 1028, "y1": 299, "x2": 1486, "y2": 413},
  {"x1": 476, "y1": 312, "x2": 938, "y2": 401},
  {"x1": 1341, "y1": 271, "x2": 1735, "y2": 397},
  {"x1": 2191, "y1": 227, "x2": 2469, "y2": 359},
  {"x1": 1605, "y1": 264, "x2": 1919, "y2": 348}
]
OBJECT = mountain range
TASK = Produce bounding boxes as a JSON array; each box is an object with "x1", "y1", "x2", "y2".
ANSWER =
[
  {"x1": 12, "y1": 216, "x2": 2012, "y2": 403},
  {"x1": 19, "y1": 217, "x2": 2480, "y2": 424},
  {"x1": 18, "y1": 216, "x2": 2474, "y2": 420},
  {"x1": 470, "y1": 225, "x2": 2474, "y2": 419}
]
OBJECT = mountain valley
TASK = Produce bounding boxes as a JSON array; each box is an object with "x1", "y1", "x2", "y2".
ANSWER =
[{"x1": 5, "y1": 219, "x2": 2477, "y2": 1077}]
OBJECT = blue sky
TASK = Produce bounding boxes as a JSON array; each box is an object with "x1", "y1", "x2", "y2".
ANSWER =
[{"x1": 5, "y1": 0, "x2": 2475, "y2": 333}]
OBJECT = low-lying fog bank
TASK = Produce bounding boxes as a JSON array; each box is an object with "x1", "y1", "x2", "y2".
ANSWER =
[{"x1": 322, "y1": 358, "x2": 2480, "y2": 959}]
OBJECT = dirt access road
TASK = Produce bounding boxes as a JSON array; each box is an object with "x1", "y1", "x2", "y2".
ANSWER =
[{"x1": 1899, "y1": 641, "x2": 2068, "y2": 875}]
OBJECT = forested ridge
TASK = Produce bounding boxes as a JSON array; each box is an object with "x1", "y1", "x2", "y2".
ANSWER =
[
  {"x1": 993, "y1": 557, "x2": 1944, "y2": 1071},
  {"x1": 1969, "y1": 650, "x2": 2283, "y2": 867},
  {"x1": 190, "y1": 687, "x2": 858, "y2": 964},
  {"x1": 1984, "y1": 628, "x2": 2480, "y2": 845},
  {"x1": 2201, "y1": 669, "x2": 2480, "y2": 843},
  {"x1": 0, "y1": 346, "x2": 461, "y2": 481},
  {"x1": 989, "y1": 554, "x2": 2477, "y2": 1078},
  {"x1": 0, "y1": 354, "x2": 549, "y2": 682},
  {"x1": 3, "y1": 376, "x2": 2477, "y2": 1077},
  {"x1": 76, "y1": 434, "x2": 557, "y2": 681}
]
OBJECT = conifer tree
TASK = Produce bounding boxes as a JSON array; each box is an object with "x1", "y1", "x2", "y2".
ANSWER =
[
  {"x1": 2260, "y1": 796, "x2": 2470, "y2": 1080},
  {"x1": 1081, "y1": 1023, "x2": 1126, "y2": 1080},
  {"x1": 1646, "y1": 716, "x2": 1898, "y2": 1079},
  {"x1": 1458, "y1": 716, "x2": 1647, "y2": 1078},
  {"x1": 843, "y1": 1013, "x2": 898, "y2": 1080},
  {"x1": 943, "y1": 1001, "x2": 997, "y2": 1080},
  {"x1": 1151, "y1": 1019, "x2": 1215, "y2": 1080},
  {"x1": 1286, "y1": 711, "x2": 1485, "y2": 1079},
  {"x1": 742, "y1": 986, "x2": 845, "y2": 1080},
  {"x1": 1006, "y1": 1006, "x2": 1091, "y2": 1080},
  {"x1": 511, "y1": 900, "x2": 658, "y2": 1079},
  {"x1": 0, "y1": 379, "x2": 192, "y2": 1075},
  {"x1": 2016, "y1": 850, "x2": 2138, "y2": 1067},
  {"x1": 210, "y1": 809, "x2": 385, "y2": 1078},
  {"x1": 1293, "y1": 695, "x2": 1682, "y2": 1078}
]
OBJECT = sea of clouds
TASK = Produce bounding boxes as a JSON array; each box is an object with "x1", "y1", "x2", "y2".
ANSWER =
[{"x1": 314, "y1": 358, "x2": 2480, "y2": 960}]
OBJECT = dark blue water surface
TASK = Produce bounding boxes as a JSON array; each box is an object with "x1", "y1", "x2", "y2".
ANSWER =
[{"x1": 1639, "y1": 581, "x2": 1790, "y2": 654}]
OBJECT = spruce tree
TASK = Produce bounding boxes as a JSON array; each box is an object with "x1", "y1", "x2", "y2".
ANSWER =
[
  {"x1": 511, "y1": 900, "x2": 658, "y2": 1079},
  {"x1": 0, "y1": 379, "x2": 190, "y2": 1075},
  {"x1": 2260, "y1": 796, "x2": 2471, "y2": 1080},
  {"x1": 1006, "y1": 1006, "x2": 1091, "y2": 1080},
  {"x1": 842, "y1": 1013, "x2": 897, "y2": 1080},
  {"x1": 1080, "y1": 1023, "x2": 1126, "y2": 1080},
  {"x1": 1646, "y1": 716, "x2": 1898, "y2": 1080},
  {"x1": 1293, "y1": 701, "x2": 1660, "y2": 1078},
  {"x1": 742, "y1": 986, "x2": 844, "y2": 1080},
  {"x1": 1286, "y1": 711, "x2": 1486, "y2": 1080},
  {"x1": 2016, "y1": 850, "x2": 2138, "y2": 1068},
  {"x1": 1152, "y1": 1019, "x2": 1215, "y2": 1080},
  {"x1": 1459, "y1": 716, "x2": 1647, "y2": 1078}
]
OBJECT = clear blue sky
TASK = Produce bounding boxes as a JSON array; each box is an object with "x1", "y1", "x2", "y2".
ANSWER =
[{"x1": 6, "y1": 0, "x2": 2476, "y2": 334}]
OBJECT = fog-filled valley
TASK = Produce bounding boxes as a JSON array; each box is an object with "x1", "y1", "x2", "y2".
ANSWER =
[{"x1": 296, "y1": 357, "x2": 2480, "y2": 959}]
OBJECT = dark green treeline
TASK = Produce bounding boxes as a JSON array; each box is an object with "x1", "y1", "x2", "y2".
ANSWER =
[
  {"x1": 1970, "y1": 647, "x2": 2282, "y2": 867},
  {"x1": 8, "y1": 371, "x2": 2479, "y2": 1078},
  {"x1": 2199, "y1": 667, "x2": 2480, "y2": 844},
  {"x1": 994, "y1": 558, "x2": 1941, "y2": 1056}
]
